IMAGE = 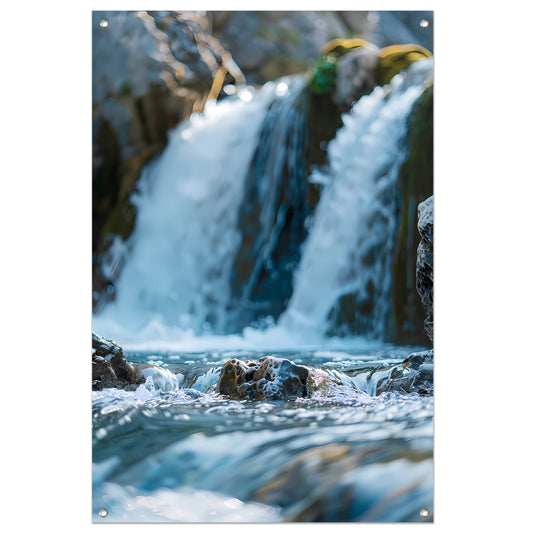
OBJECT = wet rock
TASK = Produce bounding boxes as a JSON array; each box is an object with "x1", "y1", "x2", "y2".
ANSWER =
[
  {"x1": 253, "y1": 442, "x2": 433, "y2": 522},
  {"x1": 254, "y1": 443, "x2": 357, "y2": 510},
  {"x1": 216, "y1": 357, "x2": 309, "y2": 400},
  {"x1": 92, "y1": 332, "x2": 183, "y2": 391},
  {"x1": 361, "y1": 349, "x2": 433, "y2": 396},
  {"x1": 92, "y1": 331, "x2": 137, "y2": 390},
  {"x1": 416, "y1": 196, "x2": 433, "y2": 342}
]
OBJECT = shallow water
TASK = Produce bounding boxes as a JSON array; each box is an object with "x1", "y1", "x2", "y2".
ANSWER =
[{"x1": 92, "y1": 345, "x2": 433, "y2": 522}]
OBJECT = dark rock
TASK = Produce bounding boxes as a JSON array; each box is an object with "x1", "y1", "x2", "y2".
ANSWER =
[
  {"x1": 216, "y1": 356, "x2": 309, "y2": 400},
  {"x1": 92, "y1": 331, "x2": 136, "y2": 390},
  {"x1": 363, "y1": 349, "x2": 433, "y2": 396},
  {"x1": 391, "y1": 349, "x2": 433, "y2": 395},
  {"x1": 416, "y1": 196, "x2": 433, "y2": 342}
]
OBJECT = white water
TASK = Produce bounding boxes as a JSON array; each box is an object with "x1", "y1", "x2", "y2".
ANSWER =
[
  {"x1": 94, "y1": 83, "x2": 280, "y2": 337},
  {"x1": 93, "y1": 60, "x2": 433, "y2": 350},
  {"x1": 281, "y1": 58, "x2": 433, "y2": 337}
]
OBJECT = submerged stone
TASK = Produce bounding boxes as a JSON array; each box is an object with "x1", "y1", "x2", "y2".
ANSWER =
[{"x1": 216, "y1": 356, "x2": 309, "y2": 400}]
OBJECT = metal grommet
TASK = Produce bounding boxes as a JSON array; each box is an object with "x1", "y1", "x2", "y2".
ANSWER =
[
  {"x1": 99, "y1": 19, "x2": 109, "y2": 29},
  {"x1": 420, "y1": 19, "x2": 429, "y2": 28},
  {"x1": 420, "y1": 507, "x2": 430, "y2": 517},
  {"x1": 99, "y1": 508, "x2": 108, "y2": 518}
]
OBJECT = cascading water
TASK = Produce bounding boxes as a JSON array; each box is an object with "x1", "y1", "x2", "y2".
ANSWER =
[
  {"x1": 94, "y1": 79, "x2": 305, "y2": 342},
  {"x1": 229, "y1": 77, "x2": 311, "y2": 328},
  {"x1": 92, "y1": 57, "x2": 434, "y2": 523},
  {"x1": 281, "y1": 58, "x2": 433, "y2": 339},
  {"x1": 94, "y1": 58, "x2": 433, "y2": 347}
]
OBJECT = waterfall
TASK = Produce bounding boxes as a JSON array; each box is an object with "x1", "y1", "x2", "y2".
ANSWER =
[
  {"x1": 93, "y1": 59, "x2": 433, "y2": 345},
  {"x1": 229, "y1": 76, "x2": 310, "y2": 329},
  {"x1": 93, "y1": 78, "x2": 306, "y2": 341},
  {"x1": 280, "y1": 58, "x2": 433, "y2": 338}
]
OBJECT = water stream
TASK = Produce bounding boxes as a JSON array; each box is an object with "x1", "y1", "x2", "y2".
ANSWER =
[{"x1": 93, "y1": 58, "x2": 434, "y2": 522}]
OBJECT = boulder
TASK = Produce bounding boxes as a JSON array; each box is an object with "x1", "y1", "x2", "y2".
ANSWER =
[
  {"x1": 92, "y1": 331, "x2": 137, "y2": 390},
  {"x1": 216, "y1": 352, "x2": 433, "y2": 401},
  {"x1": 216, "y1": 356, "x2": 309, "y2": 400},
  {"x1": 357, "y1": 349, "x2": 433, "y2": 396},
  {"x1": 92, "y1": 332, "x2": 184, "y2": 391},
  {"x1": 416, "y1": 196, "x2": 433, "y2": 342}
]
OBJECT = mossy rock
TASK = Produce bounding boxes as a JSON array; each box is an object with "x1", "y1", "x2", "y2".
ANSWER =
[
  {"x1": 376, "y1": 44, "x2": 432, "y2": 85},
  {"x1": 318, "y1": 37, "x2": 370, "y2": 58},
  {"x1": 390, "y1": 85, "x2": 433, "y2": 346}
]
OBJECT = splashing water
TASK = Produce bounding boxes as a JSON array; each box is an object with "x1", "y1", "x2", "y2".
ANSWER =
[
  {"x1": 94, "y1": 60, "x2": 433, "y2": 348},
  {"x1": 93, "y1": 348, "x2": 433, "y2": 522},
  {"x1": 281, "y1": 58, "x2": 433, "y2": 338}
]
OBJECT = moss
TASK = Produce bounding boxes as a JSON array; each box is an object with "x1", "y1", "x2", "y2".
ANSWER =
[
  {"x1": 309, "y1": 56, "x2": 337, "y2": 95},
  {"x1": 376, "y1": 44, "x2": 432, "y2": 85},
  {"x1": 318, "y1": 37, "x2": 369, "y2": 58},
  {"x1": 390, "y1": 85, "x2": 433, "y2": 346}
]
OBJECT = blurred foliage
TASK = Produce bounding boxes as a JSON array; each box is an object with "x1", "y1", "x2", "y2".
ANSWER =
[{"x1": 310, "y1": 56, "x2": 337, "y2": 95}]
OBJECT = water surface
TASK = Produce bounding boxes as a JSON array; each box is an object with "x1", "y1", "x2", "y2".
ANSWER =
[{"x1": 93, "y1": 344, "x2": 433, "y2": 522}]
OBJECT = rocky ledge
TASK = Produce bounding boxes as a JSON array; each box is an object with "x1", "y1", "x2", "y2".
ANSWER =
[
  {"x1": 92, "y1": 333, "x2": 433, "y2": 398},
  {"x1": 216, "y1": 352, "x2": 433, "y2": 400},
  {"x1": 358, "y1": 349, "x2": 433, "y2": 396},
  {"x1": 92, "y1": 332, "x2": 154, "y2": 390}
]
